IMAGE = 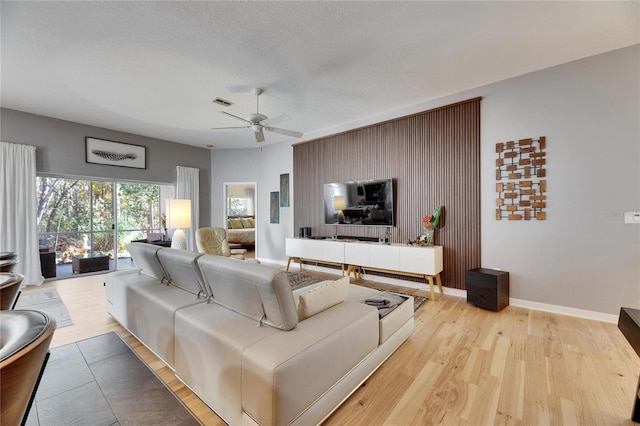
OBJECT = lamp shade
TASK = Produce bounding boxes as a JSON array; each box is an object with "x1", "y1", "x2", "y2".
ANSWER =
[
  {"x1": 333, "y1": 196, "x2": 346, "y2": 211},
  {"x1": 166, "y1": 199, "x2": 192, "y2": 229}
]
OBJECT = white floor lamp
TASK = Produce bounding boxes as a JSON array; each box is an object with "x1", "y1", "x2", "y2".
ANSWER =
[{"x1": 166, "y1": 199, "x2": 192, "y2": 250}]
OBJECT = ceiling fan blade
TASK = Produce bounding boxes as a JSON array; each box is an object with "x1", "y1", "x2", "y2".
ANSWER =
[
  {"x1": 220, "y1": 111, "x2": 251, "y2": 124},
  {"x1": 264, "y1": 126, "x2": 303, "y2": 138},
  {"x1": 262, "y1": 113, "x2": 290, "y2": 126},
  {"x1": 254, "y1": 129, "x2": 265, "y2": 143},
  {"x1": 210, "y1": 125, "x2": 251, "y2": 130}
]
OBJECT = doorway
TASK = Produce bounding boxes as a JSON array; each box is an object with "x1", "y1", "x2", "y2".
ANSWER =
[{"x1": 224, "y1": 182, "x2": 257, "y2": 255}]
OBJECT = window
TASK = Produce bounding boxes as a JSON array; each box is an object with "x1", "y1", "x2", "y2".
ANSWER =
[
  {"x1": 228, "y1": 197, "x2": 249, "y2": 215},
  {"x1": 226, "y1": 184, "x2": 255, "y2": 216},
  {"x1": 37, "y1": 176, "x2": 171, "y2": 273}
]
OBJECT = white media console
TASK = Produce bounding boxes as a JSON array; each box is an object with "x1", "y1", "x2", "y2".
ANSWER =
[{"x1": 285, "y1": 238, "x2": 444, "y2": 301}]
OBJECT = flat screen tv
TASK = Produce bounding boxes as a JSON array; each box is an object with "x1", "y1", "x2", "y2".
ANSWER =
[{"x1": 323, "y1": 178, "x2": 394, "y2": 227}]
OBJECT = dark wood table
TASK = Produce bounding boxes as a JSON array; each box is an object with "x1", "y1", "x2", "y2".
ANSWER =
[
  {"x1": 131, "y1": 239, "x2": 171, "y2": 247},
  {"x1": 149, "y1": 240, "x2": 171, "y2": 247},
  {"x1": 618, "y1": 307, "x2": 640, "y2": 422},
  {"x1": 72, "y1": 253, "x2": 109, "y2": 274}
]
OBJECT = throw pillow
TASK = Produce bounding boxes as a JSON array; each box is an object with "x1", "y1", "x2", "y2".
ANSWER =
[
  {"x1": 248, "y1": 217, "x2": 256, "y2": 227},
  {"x1": 297, "y1": 276, "x2": 349, "y2": 321},
  {"x1": 229, "y1": 218, "x2": 243, "y2": 229},
  {"x1": 240, "y1": 218, "x2": 252, "y2": 228}
]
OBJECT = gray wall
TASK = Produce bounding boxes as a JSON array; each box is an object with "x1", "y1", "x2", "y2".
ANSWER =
[
  {"x1": 210, "y1": 148, "x2": 259, "y2": 227},
  {"x1": 211, "y1": 144, "x2": 293, "y2": 261},
  {"x1": 1, "y1": 108, "x2": 211, "y2": 227},
  {"x1": 210, "y1": 45, "x2": 639, "y2": 316},
  {"x1": 478, "y1": 45, "x2": 639, "y2": 315},
  {"x1": 255, "y1": 142, "x2": 294, "y2": 262}
]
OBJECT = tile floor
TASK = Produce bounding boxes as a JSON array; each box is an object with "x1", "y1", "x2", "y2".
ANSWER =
[{"x1": 24, "y1": 332, "x2": 199, "y2": 426}]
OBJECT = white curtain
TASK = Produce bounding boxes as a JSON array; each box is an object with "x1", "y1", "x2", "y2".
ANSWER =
[
  {"x1": 0, "y1": 142, "x2": 44, "y2": 285},
  {"x1": 176, "y1": 166, "x2": 199, "y2": 251},
  {"x1": 245, "y1": 186, "x2": 255, "y2": 215}
]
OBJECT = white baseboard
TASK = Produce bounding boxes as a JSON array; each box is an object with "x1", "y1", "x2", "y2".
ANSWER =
[
  {"x1": 260, "y1": 258, "x2": 619, "y2": 324},
  {"x1": 508, "y1": 298, "x2": 619, "y2": 324}
]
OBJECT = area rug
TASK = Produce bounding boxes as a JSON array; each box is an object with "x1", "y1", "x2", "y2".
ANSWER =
[
  {"x1": 287, "y1": 272, "x2": 427, "y2": 312},
  {"x1": 25, "y1": 332, "x2": 200, "y2": 426},
  {"x1": 14, "y1": 286, "x2": 73, "y2": 328}
]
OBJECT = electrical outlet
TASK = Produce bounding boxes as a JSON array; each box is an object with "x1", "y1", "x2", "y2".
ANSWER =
[{"x1": 624, "y1": 212, "x2": 640, "y2": 224}]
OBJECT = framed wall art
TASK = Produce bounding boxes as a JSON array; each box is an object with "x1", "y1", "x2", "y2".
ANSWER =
[
  {"x1": 270, "y1": 191, "x2": 280, "y2": 224},
  {"x1": 280, "y1": 173, "x2": 290, "y2": 207},
  {"x1": 86, "y1": 137, "x2": 146, "y2": 169}
]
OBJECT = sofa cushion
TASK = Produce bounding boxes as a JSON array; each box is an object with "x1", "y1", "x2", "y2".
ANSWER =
[
  {"x1": 229, "y1": 218, "x2": 243, "y2": 229},
  {"x1": 105, "y1": 269, "x2": 159, "y2": 328},
  {"x1": 248, "y1": 217, "x2": 256, "y2": 227},
  {"x1": 297, "y1": 277, "x2": 349, "y2": 321},
  {"x1": 240, "y1": 218, "x2": 252, "y2": 228},
  {"x1": 174, "y1": 302, "x2": 279, "y2": 425},
  {"x1": 242, "y1": 302, "x2": 379, "y2": 426},
  {"x1": 197, "y1": 255, "x2": 298, "y2": 331},
  {"x1": 127, "y1": 242, "x2": 165, "y2": 280},
  {"x1": 157, "y1": 249, "x2": 208, "y2": 297},
  {"x1": 127, "y1": 280, "x2": 205, "y2": 367}
]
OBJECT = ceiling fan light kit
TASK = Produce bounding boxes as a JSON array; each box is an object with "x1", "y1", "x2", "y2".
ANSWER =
[{"x1": 210, "y1": 88, "x2": 303, "y2": 143}]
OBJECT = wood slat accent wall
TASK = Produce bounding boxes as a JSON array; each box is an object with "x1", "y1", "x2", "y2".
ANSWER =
[{"x1": 293, "y1": 98, "x2": 481, "y2": 289}]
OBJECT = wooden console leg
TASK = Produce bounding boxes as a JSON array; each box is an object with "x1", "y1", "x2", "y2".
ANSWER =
[
  {"x1": 286, "y1": 257, "x2": 293, "y2": 272},
  {"x1": 346, "y1": 266, "x2": 362, "y2": 280},
  {"x1": 435, "y1": 273, "x2": 444, "y2": 295},
  {"x1": 633, "y1": 373, "x2": 640, "y2": 423},
  {"x1": 426, "y1": 275, "x2": 436, "y2": 301}
]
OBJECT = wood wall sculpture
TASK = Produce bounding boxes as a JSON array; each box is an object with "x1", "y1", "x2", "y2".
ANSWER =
[{"x1": 496, "y1": 136, "x2": 547, "y2": 220}]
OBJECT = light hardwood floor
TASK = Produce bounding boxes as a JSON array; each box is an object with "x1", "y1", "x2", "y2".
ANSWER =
[{"x1": 26, "y1": 270, "x2": 639, "y2": 425}]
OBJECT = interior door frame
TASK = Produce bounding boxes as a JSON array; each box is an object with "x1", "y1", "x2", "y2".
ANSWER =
[{"x1": 223, "y1": 181, "x2": 258, "y2": 255}]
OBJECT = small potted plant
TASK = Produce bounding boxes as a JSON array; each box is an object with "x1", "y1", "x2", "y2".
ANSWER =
[{"x1": 409, "y1": 205, "x2": 442, "y2": 247}]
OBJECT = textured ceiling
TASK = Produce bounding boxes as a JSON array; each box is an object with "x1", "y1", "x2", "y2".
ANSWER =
[{"x1": 1, "y1": 1, "x2": 638, "y2": 149}]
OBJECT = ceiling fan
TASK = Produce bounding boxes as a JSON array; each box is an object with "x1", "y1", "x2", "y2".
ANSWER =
[{"x1": 211, "y1": 88, "x2": 303, "y2": 143}]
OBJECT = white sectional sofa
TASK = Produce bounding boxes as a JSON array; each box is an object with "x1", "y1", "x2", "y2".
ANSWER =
[{"x1": 105, "y1": 243, "x2": 414, "y2": 426}]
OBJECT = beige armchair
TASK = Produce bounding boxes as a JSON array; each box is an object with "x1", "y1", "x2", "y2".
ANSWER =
[{"x1": 195, "y1": 227, "x2": 247, "y2": 260}]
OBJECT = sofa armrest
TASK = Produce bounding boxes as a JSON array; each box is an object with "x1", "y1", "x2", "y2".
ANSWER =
[{"x1": 241, "y1": 302, "x2": 379, "y2": 426}]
